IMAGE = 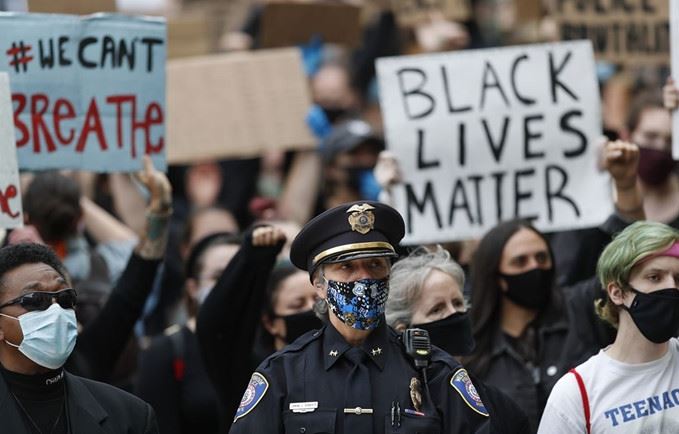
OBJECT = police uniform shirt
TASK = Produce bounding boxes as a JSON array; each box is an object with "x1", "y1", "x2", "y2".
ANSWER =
[{"x1": 230, "y1": 321, "x2": 490, "y2": 434}]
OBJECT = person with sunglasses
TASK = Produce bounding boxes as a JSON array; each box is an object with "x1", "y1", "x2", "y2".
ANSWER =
[{"x1": 0, "y1": 242, "x2": 158, "y2": 434}]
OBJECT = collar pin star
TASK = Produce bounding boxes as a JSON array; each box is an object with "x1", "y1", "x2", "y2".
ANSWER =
[
  {"x1": 329, "y1": 350, "x2": 338, "y2": 357},
  {"x1": 371, "y1": 347, "x2": 382, "y2": 356}
]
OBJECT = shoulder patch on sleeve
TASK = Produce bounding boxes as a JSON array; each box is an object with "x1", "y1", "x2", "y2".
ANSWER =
[
  {"x1": 234, "y1": 372, "x2": 269, "y2": 422},
  {"x1": 450, "y1": 368, "x2": 489, "y2": 417}
]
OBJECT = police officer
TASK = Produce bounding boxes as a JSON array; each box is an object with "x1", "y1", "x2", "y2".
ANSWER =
[{"x1": 229, "y1": 201, "x2": 490, "y2": 433}]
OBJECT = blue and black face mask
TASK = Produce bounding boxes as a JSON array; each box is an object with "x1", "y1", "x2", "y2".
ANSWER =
[{"x1": 325, "y1": 278, "x2": 389, "y2": 330}]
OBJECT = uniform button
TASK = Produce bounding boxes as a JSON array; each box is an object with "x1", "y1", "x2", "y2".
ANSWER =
[
  {"x1": 299, "y1": 428, "x2": 306, "y2": 433},
  {"x1": 546, "y1": 366, "x2": 558, "y2": 376}
]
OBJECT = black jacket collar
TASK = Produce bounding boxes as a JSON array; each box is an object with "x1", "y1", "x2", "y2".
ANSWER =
[{"x1": 0, "y1": 369, "x2": 109, "y2": 433}]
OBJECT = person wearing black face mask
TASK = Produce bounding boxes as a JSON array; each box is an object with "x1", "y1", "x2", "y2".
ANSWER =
[
  {"x1": 136, "y1": 232, "x2": 242, "y2": 434},
  {"x1": 194, "y1": 225, "x2": 326, "y2": 434},
  {"x1": 539, "y1": 221, "x2": 679, "y2": 433},
  {"x1": 465, "y1": 219, "x2": 569, "y2": 433},
  {"x1": 465, "y1": 139, "x2": 647, "y2": 433},
  {"x1": 386, "y1": 247, "x2": 530, "y2": 434},
  {"x1": 259, "y1": 264, "x2": 322, "y2": 356}
]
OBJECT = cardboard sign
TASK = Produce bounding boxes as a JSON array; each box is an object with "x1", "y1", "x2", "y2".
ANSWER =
[
  {"x1": 260, "y1": 2, "x2": 361, "y2": 48},
  {"x1": 0, "y1": 73, "x2": 23, "y2": 228},
  {"x1": 550, "y1": 0, "x2": 669, "y2": 65},
  {"x1": 377, "y1": 41, "x2": 612, "y2": 243},
  {"x1": 391, "y1": 0, "x2": 471, "y2": 26},
  {"x1": 672, "y1": 0, "x2": 679, "y2": 159},
  {"x1": 0, "y1": 13, "x2": 166, "y2": 172},
  {"x1": 167, "y1": 15, "x2": 213, "y2": 58},
  {"x1": 166, "y1": 48, "x2": 315, "y2": 163},
  {"x1": 29, "y1": 0, "x2": 116, "y2": 14}
]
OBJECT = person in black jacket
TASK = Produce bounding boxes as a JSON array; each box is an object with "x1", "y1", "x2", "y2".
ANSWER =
[
  {"x1": 196, "y1": 224, "x2": 320, "y2": 433},
  {"x1": 7, "y1": 157, "x2": 172, "y2": 387},
  {"x1": 229, "y1": 201, "x2": 490, "y2": 434},
  {"x1": 0, "y1": 243, "x2": 158, "y2": 434},
  {"x1": 464, "y1": 141, "x2": 644, "y2": 432},
  {"x1": 136, "y1": 232, "x2": 241, "y2": 434},
  {"x1": 386, "y1": 247, "x2": 531, "y2": 434}
]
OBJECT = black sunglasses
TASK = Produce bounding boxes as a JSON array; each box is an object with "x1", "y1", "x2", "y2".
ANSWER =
[{"x1": 0, "y1": 288, "x2": 77, "y2": 312}]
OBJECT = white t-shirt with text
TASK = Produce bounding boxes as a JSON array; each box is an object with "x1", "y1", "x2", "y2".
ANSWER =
[{"x1": 538, "y1": 339, "x2": 679, "y2": 434}]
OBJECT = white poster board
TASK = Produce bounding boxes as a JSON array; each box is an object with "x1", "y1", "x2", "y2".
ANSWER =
[
  {"x1": 0, "y1": 73, "x2": 23, "y2": 228},
  {"x1": 377, "y1": 40, "x2": 612, "y2": 243},
  {"x1": 672, "y1": 0, "x2": 679, "y2": 159}
]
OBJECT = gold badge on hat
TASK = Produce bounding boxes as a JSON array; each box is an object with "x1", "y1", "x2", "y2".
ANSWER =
[{"x1": 347, "y1": 204, "x2": 375, "y2": 235}]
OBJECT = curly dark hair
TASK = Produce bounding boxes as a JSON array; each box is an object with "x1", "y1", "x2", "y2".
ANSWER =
[{"x1": 0, "y1": 243, "x2": 68, "y2": 294}]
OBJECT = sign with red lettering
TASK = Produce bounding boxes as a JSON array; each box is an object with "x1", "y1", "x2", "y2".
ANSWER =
[
  {"x1": 0, "y1": 73, "x2": 23, "y2": 228},
  {"x1": 377, "y1": 41, "x2": 612, "y2": 243},
  {"x1": 0, "y1": 13, "x2": 166, "y2": 172}
]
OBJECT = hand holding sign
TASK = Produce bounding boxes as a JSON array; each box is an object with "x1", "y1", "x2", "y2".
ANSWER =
[{"x1": 664, "y1": 77, "x2": 679, "y2": 110}]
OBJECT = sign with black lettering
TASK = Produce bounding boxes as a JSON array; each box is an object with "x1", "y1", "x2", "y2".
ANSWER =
[
  {"x1": 0, "y1": 13, "x2": 166, "y2": 172},
  {"x1": 391, "y1": 0, "x2": 471, "y2": 26},
  {"x1": 377, "y1": 40, "x2": 612, "y2": 243},
  {"x1": 672, "y1": 0, "x2": 679, "y2": 159},
  {"x1": 0, "y1": 73, "x2": 23, "y2": 229},
  {"x1": 550, "y1": 0, "x2": 669, "y2": 65}
]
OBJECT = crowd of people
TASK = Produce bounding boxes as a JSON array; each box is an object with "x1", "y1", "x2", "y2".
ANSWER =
[{"x1": 1, "y1": 0, "x2": 679, "y2": 433}]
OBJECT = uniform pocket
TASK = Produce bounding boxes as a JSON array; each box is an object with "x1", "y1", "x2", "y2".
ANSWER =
[
  {"x1": 384, "y1": 412, "x2": 441, "y2": 434},
  {"x1": 284, "y1": 409, "x2": 337, "y2": 434}
]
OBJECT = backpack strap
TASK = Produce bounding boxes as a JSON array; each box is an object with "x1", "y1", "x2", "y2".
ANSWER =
[
  {"x1": 569, "y1": 368, "x2": 591, "y2": 434},
  {"x1": 169, "y1": 327, "x2": 186, "y2": 382}
]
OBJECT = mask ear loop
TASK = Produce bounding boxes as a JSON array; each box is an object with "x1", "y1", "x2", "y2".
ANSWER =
[{"x1": 0, "y1": 312, "x2": 21, "y2": 348}]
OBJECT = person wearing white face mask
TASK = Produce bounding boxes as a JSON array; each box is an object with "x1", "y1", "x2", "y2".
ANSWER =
[
  {"x1": 0, "y1": 242, "x2": 158, "y2": 434},
  {"x1": 538, "y1": 221, "x2": 679, "y2": 433}
]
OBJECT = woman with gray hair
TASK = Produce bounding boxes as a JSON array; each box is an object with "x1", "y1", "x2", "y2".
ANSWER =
[
  {"x1": 386, "y1": 247, "x2": 475, "y2": 357},
  {"x1": 387, "y1": 247, "x2": 531, "y2": 433}
]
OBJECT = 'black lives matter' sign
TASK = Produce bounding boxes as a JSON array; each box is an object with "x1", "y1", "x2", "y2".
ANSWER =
[{"x1": 377, "y1": 40, "x2": 612, "y2": 243}]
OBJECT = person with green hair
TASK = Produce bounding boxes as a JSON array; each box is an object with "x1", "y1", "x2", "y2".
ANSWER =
[{"x1": 538, "y1": 221, "x2": 679, "y2": 433}]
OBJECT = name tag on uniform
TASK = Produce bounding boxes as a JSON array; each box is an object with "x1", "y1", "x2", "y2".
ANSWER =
[{"x1": 290, "y1": 402, "x2": 319, "y2": 413}]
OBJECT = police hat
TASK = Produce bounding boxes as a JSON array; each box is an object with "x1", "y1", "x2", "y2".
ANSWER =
[{"x1": 290, "y1": 201, "x2": 405, "y2": 277}]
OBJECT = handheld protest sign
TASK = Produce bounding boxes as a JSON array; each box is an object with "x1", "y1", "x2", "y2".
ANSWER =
[
  {"x1": 391, "y1": 0, "x2": 471, "y2": 27},
  {"x1": 0, "y1": 13, "x2": 166, "y2": 172},
  {"x1": 28, "y1": 0, "x2": 116, "y2": 14},
  {"x1": 0, "y1": 73, "x2": 23, "y2": 229},
  {"x1": 673, "y1": 0, "x2": 679, "y2": 159},
  {"x1": 260, "y1": 2, "x2": 361, "y2": 48},
  {"x1": 548, "y1": 0, "x2": 669, "y2": 66},
  {"x1": 166, "y1": 48, "x2": 315, "y2": 163},
  {"x1": 377, "y1": 40, "x2": 612, "y2": 244}
]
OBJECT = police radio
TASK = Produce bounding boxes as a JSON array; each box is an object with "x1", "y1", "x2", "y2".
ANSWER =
[{"x1": 402, "y1": 328, "x2": 431, "y2": 369}]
